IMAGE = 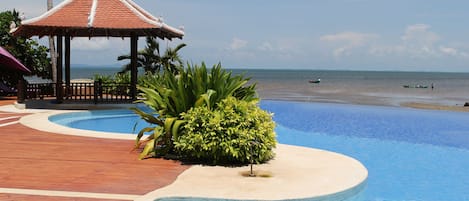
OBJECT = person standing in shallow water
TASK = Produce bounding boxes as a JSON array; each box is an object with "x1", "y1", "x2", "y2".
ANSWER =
[{"x1": 431, "y1": 83, "x2": 434, "y2": 90}]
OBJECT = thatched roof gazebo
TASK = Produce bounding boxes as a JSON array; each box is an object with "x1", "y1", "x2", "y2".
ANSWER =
[{"x1": 11, "y1": 0, "x2": 184, "y2": 103}]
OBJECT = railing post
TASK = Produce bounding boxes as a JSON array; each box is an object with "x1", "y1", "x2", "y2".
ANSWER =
[
  {"x1": 94, "y1": 79, "x2": 103, "y2": 104},
  {"x1": 17, "y1": 78, "x2": 26, "y2": 103},
  {"x1": 94, "y1": 80, "x2": 98, "y2": 104}
]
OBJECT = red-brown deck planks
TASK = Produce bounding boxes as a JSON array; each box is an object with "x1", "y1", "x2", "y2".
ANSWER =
[{"x1": 0, "y1": 99, "x2": 190, "y2": 200}]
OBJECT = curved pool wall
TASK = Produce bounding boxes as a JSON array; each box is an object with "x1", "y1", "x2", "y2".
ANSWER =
[
  {"x1": 49, "y1": 106, "x2": 153, "y2": 134},
  {"x1": 48, "y1": 100, "x2": 469, "y2": 200}
]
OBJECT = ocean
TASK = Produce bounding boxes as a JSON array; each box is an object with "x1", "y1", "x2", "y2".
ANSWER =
[{"x1": 46, "y1": 67, "x2": 469, "y2": 107}]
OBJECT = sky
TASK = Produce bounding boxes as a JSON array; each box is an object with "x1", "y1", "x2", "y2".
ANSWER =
[{"x1": 2, "y1": 0, "x2": 469, "y2": 72}]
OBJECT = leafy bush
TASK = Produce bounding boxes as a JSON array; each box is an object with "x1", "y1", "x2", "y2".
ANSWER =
[
  {"x1": 175, "y1": 97, "x2": 276, "y2": 164},
  {"x1": 93, "y1": 74, "x2": 113, "y2": 83},
  {"x1": 132, "y1": 62, "x2": 260, "y2": 160},
  {"x1": 93, "y1": 72, "x2": 131, "y2": 95}
]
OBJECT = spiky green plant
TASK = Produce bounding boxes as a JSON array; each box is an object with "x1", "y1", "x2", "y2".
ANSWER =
[{"x1": 132, "y1": 62, "x2": 258, "y2": 159}]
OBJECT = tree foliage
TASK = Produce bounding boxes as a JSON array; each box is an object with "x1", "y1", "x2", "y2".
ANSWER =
[
  {"x1": 0, "y1": 10, "x2": 51, "y2": 87},
  {"x1": 117, "y1": 36, "x2": 186, "y2": 75}
]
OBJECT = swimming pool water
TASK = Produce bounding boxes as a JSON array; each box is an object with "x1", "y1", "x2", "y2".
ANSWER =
[
  {"x1": 265, "y1": 101, "x2": 469, "y2": 201},
  {"x1": 49, "y1": 108, "x2": 153, "y2": 134},
  {"x1": 49, "y1": 100, "x2": 469, "y2": 200}
]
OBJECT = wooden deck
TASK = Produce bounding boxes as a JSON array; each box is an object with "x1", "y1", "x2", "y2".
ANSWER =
[{"x1": 0, "y1": 98, "x2": 190, "y2": 200}]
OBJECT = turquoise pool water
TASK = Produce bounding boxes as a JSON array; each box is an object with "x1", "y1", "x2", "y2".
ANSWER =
[{"x1": 49, "y1": 101, "x2": 469, "y2": 200}]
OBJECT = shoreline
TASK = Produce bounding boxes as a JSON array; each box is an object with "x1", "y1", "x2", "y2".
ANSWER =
[
  {"x1": 401, "y1": 102, "x2": 469, "y2": 112},
  {"x1": 256, "y1": 83, "x2": 469, "y2": 113},
  {"x1": 260, "y1": 96, "x2": 469, "y2": 113},
  {"x1": 2, "y1": 96, "x2": 469, "y2": 113}
]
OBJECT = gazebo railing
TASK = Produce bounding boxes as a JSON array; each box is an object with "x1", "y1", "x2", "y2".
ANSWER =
[
  {"x1": 65, "y1": 82, "x2": 95, "y2": 102},
  {"x1": 93, "y1": 80, "x2": 133, "y2": 104},
  {"x1": 26, "y1": 83, "x2": 55, "y2": 100},
  {"x1": 25, "y1": 81, "x2": 133, "y2": 104}
]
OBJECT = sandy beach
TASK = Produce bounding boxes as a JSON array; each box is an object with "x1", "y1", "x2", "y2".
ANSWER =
[{"x1": 254, "y1": 77, "x2": 469, "y2": 112}]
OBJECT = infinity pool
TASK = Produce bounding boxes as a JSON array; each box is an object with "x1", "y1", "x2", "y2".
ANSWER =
[{"x1": 49, "y1": 100, "x2": 469, "y2": 200}]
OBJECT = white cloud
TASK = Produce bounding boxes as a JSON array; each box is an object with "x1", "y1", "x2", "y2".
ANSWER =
[
  {"x1": 257, "y1": 39, "x2": 297, "y2": 52},
  {"x1": 320, "y1": 32, "x2": 378, "y2": 57},
  {"x1": 71, "y1": 38, "x2": 126, "y2": 51},
  {"x1": 439, "y1": 46, "x2": 469, "y2": 58},
  {"x1": 401, "y1": 24, "x2": 439, "y2": 46},
  {"x1": 439, "y1": 46, "x2": 458, "y2": 56},
  {"x1": 320, "y1": 32, "x2": 378, "y2": 46},
  {"x1": 228, "y1": 37, "x2": 248, "y2": 50},
  {"x1": 259, "y1": 42, "x2": 274, "y2": 51},
  {"x1": 369, "y1": 24, "x2": 469, "y2": 59}
]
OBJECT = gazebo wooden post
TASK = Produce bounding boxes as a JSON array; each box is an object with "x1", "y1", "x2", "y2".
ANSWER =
[
  {"x1": 56, "y1": 34, "x2": 63, "y2": 103},
  {"x1": 130, "y1": 34, "x2": 138, "y2": 101},
  {"x1": 17, "y1": 78, "x2": 26, "y2": 103},
  {"x1": 65, "y1": 35, "x2": 71, "y2": 99}
]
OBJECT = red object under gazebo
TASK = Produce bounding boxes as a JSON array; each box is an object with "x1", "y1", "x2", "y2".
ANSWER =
[{"x1": 12, "y1": 0, "x2": 184, "y2": 103}]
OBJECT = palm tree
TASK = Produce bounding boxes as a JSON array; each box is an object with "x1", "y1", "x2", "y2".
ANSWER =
[
  {"x1": 117, "y1": 37, "x2": 186, "y2": 75},
  {"x1": 161, "y1": 43, "x2": 186, "y2": 75}
]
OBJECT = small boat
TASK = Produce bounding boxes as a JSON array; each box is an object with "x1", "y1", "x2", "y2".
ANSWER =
[
  {"x1": 309, "y1": 79, "x2": 321, "y2": 84},
  {"x1": 403, "y1": 84, "x2": 428, "y2": 89}
]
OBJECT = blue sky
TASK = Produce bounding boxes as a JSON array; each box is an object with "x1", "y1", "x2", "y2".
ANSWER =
[{"x1": 3, "y1": 0, "x2": 469, "y2": 72}]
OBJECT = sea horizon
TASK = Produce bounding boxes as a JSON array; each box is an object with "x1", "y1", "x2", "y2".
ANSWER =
[
  {"x1": 70, "y1": 63, "x2": 469, "y2": 74},
  {"x1": 50, "y1": 67, "x2": 468, "y2": 108}
]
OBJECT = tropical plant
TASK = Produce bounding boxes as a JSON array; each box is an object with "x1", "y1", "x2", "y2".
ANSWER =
[
  {"x1": 175, "y1": 97, "x2": 276, "y2": 164},
  {"x1": 92, "y1": 74, "x2": 113, "y2": 83},
  {"x1": 137, "y1": 72, "x2": 161, "y2": 87},
  {"x1": 132, "y1": 62, "x2": 258, "y2": 160},
  {"x1": 93, "y1": 72, "x2": 131, "y2": 96},
  {"x1": 160, "y1": 43, "x2": 186, "y2": 75},
  {"x1": 113, "y1": 71, "x2": 131, "y2": 85},
  {"x1": 117, "y1": 37, "x2": 186, "y2": 75}
]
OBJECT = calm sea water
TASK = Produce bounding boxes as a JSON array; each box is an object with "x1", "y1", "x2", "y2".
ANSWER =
[{"x1": 64, "y1": 67, "x2": 469, "y2": 106}]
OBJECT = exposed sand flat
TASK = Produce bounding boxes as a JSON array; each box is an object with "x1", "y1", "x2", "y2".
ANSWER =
[
  {"x1": 401, "y1": 102, "x2": 469, "y2": 112},
  {"x1": 138, "y1": 144, "x2": 368, "y2": 201}
]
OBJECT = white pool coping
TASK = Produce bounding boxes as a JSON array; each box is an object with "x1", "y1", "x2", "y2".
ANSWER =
[
  {"x1": 20, "y1": 110, "x2": 136, "y2": 140},
  {"x1": 138, "y1": 144, "x2": 368, "y2": 201},
  {"x1": 2, "y1": 104, "x2": 368, "y2": 201}
]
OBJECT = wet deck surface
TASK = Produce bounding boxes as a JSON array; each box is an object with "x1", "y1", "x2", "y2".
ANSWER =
[{"x1": 0, "y1": 98, "x2": 189, "y2": 200}]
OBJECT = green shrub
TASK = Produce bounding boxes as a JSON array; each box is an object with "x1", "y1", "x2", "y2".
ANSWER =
[
  {"x1": 174, "y1": 97, "x2": 276, "y2": 164},
  {"x1": 93, "y1": 74, "x2": 112, "y2": 83},
  {"x1": 132, "y1": 62, "x2": 259, "y2": 160},
  {"x1": 93, "y1": 72, "x2": 131, "y2": 96}
]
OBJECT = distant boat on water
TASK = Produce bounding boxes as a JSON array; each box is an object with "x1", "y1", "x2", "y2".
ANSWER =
[
  {"x1": 402, "y1": 84, "x2": 428, "y2": 89},
  {"x1": 309, "y1": 78, "x2": 321, "y2": 84}
]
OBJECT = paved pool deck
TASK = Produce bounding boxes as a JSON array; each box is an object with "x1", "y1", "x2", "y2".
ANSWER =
[{"x1": 0, "y1": 100, "x2": 367, "y2": 201}]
